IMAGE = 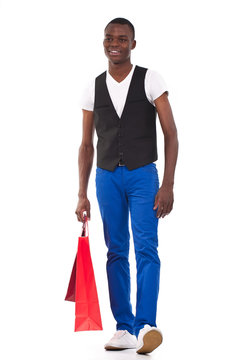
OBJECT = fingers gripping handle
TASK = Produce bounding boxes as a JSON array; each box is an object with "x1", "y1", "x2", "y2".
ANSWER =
[{"x1": 81, "y1": 212, "x2": 89, "y2": 237}]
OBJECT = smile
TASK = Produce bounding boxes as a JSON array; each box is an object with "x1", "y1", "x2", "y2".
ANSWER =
[{"x1": 109, "y1": 50, "x2": 121, "y2": 55}]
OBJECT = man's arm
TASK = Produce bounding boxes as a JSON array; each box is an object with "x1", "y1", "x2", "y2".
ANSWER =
[
  {"x1": 75, "y1": 109, "x2": 95, "y2": 222},
  {"x1": 153, "y1": 92, "x2": 179, "y2": 218}
]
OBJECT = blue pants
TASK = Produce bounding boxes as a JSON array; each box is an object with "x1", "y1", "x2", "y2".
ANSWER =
[{"x1": 95, "y1": 163, "x2": 160, "y2": 337}]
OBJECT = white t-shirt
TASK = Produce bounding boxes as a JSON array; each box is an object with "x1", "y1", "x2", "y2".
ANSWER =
[{"x1": 81, "y1": 65, "x2": 168, "y2": 118}]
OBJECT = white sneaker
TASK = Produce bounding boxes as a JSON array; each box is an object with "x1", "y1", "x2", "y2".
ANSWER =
[
  {"x1": 104, "y1": 330, "x2": 137, "y2": 350},
  {"x1": 136, "y1": 324, "x2": 163, "y2": 354}
]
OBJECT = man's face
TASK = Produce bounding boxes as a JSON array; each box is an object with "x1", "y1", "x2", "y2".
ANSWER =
[{"x1": 103, "y1": 23, "x2": 136, "y2": 64}]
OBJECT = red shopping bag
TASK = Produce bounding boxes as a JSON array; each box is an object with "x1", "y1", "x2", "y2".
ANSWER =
[{"x1": 65, "y1": 217, "x2": 103, "y2": 331}]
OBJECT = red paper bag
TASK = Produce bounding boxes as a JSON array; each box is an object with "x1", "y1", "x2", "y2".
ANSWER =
[
  {"x1": 65, "y1": 218, "x2": 103, "y2": 331},
  {"x1": 64, "y1": 255, "x2": 77, "y2": 302}
]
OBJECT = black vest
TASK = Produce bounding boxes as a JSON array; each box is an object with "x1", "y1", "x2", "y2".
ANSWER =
[{"x1": 94, "y1": 65, "x2": 158, "y2": 171}]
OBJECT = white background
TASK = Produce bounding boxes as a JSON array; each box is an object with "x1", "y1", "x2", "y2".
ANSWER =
[{"x1": 0, "y1": 0, "x2": 240, "y2": 359}]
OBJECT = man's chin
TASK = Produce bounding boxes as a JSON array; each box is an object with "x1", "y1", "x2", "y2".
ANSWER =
[{"x1": 108, "y1": 58, "x2": 121, "y2": 65}]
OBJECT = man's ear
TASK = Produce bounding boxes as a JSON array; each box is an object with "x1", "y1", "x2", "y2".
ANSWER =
[{"x1": 131, "y1": 40, "x2": 136, "y2": 50}]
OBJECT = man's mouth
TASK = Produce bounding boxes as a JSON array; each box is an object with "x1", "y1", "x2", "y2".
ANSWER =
[{"x1": 109, "y1": 50, "x2": 121, "y2": 56}]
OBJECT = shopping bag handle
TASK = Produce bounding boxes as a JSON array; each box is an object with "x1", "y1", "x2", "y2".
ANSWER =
[{"x1": 81, "y1": 213, "x2": 89, "y2": 237}]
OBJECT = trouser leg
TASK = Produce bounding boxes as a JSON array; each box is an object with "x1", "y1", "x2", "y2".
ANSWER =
[
  {"x1": 125, "y1": 163, "x2": 160, "y2": 337},
  {"x1": 95, "y1": 167, "x2": 135, "y2": 335}
]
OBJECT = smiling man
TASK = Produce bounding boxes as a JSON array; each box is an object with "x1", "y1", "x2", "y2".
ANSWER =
[{"x1": 75, "y1": 18, "x2": 178, "y2": 354}]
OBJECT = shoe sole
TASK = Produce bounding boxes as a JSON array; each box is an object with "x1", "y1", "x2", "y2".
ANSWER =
[
  {"x1": 136, "y1": 329, "x2": 163, "y2": 354},
  {"x1": 105, "y1": 346, "x2": 135, "y2": 350}
]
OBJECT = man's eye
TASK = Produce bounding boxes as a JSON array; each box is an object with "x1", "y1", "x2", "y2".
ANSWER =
[
  {"x1": 105, "y1": 38, "x2": 112, "y2": 41},
  {"x1": 119, "y1": 39, "x2": 127, "y2": 42}
]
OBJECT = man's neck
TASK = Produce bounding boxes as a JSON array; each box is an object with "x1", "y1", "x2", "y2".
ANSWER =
[{"x1": 108, "y1": 61, "x2": 133, "y2": 83}]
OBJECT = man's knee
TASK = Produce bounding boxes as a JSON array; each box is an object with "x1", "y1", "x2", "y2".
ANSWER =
[
  {"x1": 134, "y1": 245, "x2": 160, "y2": 265},
  {"x1": 107, "y1": 247, "x2": 130, "y2": 265}
]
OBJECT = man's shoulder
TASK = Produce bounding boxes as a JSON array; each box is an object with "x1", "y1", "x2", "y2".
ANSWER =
[
  {"x1": 134, "y1": 65, "x2": 148, "y2": 74},
  {"x1": 136, "y1": 65, "x2": 159, "y2": 72},
  {"x1": 135, "y1": 65, "x2": 160, "y2": 78},
  {"x1": 95, "y1": 70, "x2": 107, "y2": 81},
  {"x1": 83, "y1": 70, "x2": 106, "y2": 90},
  {"x1": 135, "y1": 65, "x2": 147, "y2": 70}
]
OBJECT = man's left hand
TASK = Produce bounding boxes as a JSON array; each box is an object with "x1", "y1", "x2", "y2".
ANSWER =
[{"x1": 153, "y1": 186, "x2": 174, "y2": 218}]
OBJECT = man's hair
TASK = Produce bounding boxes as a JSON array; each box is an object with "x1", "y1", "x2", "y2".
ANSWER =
[{"x1": 105, "y1": 18, "x2": 135, "y2": 40}]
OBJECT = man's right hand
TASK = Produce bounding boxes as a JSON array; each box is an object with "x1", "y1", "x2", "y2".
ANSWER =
[{"x1": 75, "y1": 196, "x2": 91, "y2": 222}]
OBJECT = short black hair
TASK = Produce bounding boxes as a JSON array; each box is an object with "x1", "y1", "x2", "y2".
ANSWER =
[{"x1": 105, "y1": 18, "x2": 135, "y2": 40}]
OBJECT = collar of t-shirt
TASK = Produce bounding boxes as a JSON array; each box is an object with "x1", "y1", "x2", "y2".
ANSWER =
[{"x1": 106, "y1": 64, "x2": 136, "y2": 118}]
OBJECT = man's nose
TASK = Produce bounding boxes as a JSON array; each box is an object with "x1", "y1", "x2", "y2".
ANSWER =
[{"x1": 111, "y1": 38, "x2": 120, "y2": 46}]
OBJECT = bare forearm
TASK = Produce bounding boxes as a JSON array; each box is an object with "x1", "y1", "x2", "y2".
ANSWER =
[
  {"x1": 161, "y1": 132, "x2": 179, "y2": 188},
  {"x1": 78, "y1": 144, "x2": 94, "y2": 198}
]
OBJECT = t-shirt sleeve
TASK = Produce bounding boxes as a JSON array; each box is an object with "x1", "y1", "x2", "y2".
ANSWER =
[
  {"x1": 80, "y1": 78, "x2": 95, "y2": 111},
  {"x1": 145, "y1": 69, "x2": 169, "y2": 106}
]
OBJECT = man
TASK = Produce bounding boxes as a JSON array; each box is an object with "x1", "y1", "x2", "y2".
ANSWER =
[{"x1": 75, "y1": 18, "x2": 178, "y2": 354}]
